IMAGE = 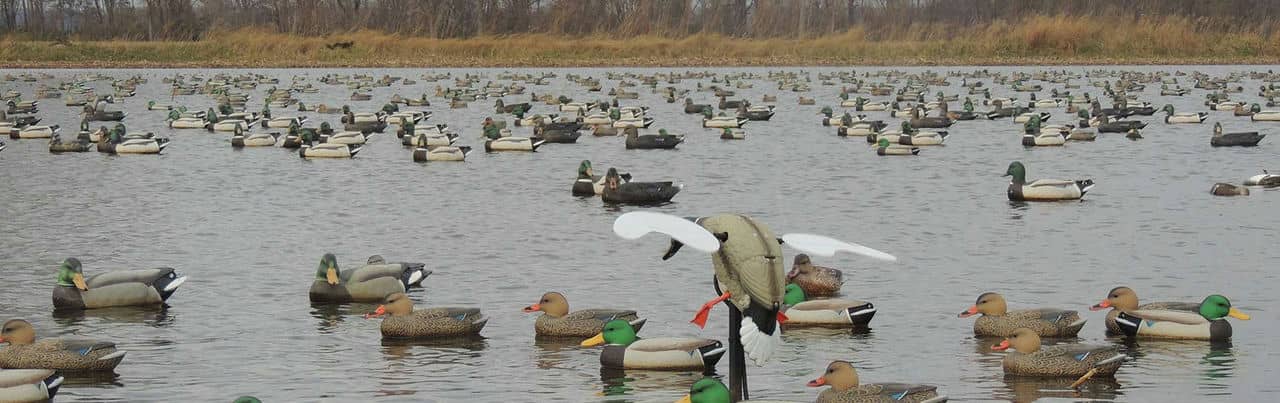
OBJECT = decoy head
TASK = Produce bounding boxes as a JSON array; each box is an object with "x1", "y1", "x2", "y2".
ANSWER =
[
  {"x1": 57, "y1": 258, "x2": 87, "y2": 290},
  {"x1": 366, "y1": 293, "x2": 413, "y2": 318},
  {"x1": 1004, "y1": 161, "x2": 1027, "y2": 184},
  {"x1": 783, "y1": 283, "x2": 806, "y2": 306},
  {"x1": 0, "y1": 319, "x2": 36, "y2": 345},
  {"x1": 877, "y1": 137, "x2": 891, "y2": 148},
  {"x1": 807, "y1": 360, "x2": 859, "y2": 391},
  {"x1": 991, "y1": 328, "x2": 1041, "y2": 353},
  {"x1": 523, "y1": 291, "x2": 570, "y2": 317},
  {"x1": 1091, "y1": 286, "x2": 1137, "y2": 311},
  {"x1": 317, "y1": 253, "x2": 339, "y2": 285},
  {"x1": 581, "y1": 318, "x2": 638, "y2": 347},
  {"x1": 959, "y1": 292, "x2": 1007, "y2": 317},
  {"x1": 678, "y1": 377, "x2": 730, "y2": 403},
  {"x1": 1200, "y1": 295, "x2": 1249, "y2": 321},
  {"x1": 578, "y1": 160, "x2": 593, "y2": 178}
]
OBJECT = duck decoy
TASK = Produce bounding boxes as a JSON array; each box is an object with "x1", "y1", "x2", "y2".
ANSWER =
[
  {"x1": 1089, "y1": 286, "x2": 1198, "y2": 334},
  {"x1": 1211, "y1": 183, "x2": 1250, "y2": 196},
  {"x1": 0, "y1": 319, "x2": 126, "y2": 372},
  {"x1": 781, "y1": 284, "x2": 875, "y2": 329},
  {"x1": 992, "y1": 328, "x2": 1126, "y2": 379},
  {"x1": 786, "y1": 254, "x2": 843, "y2": 297},
  {"x1": 52, "y1": 258, "x2": 187, "y2": 310},
  {"x1": 365, "y1": 293, "x2": 487, "y2": 339},
  {"x1": 308, "y1": 253, "x2": 429, "y2": 303},
  {"x1": 522, "y1": 292, "x2": 643, "y2": 338},
  {"x1": 611, "y1": 212, "x2": 895, "y2": 401},
  {"x1": 0, "y1": 368, "x2": 63, "y2": 402},
  {"x1": 1004, "y1": 161, "x2": 1093, "y2": 202},
  {"x1": 1211, "y1": 122, "x2": 1264, "y2": 147},
  {"x1": 807, "y1": 361, "x2": 947, "y2": 403},
  {"x1": 957, "y1": 292, "x2": 1085, "y2": 337},
  {"x1": 580, "y1": 319, "x2": 723, "y2": 371},
  {"x1": 1114, "y1": 295, "x2": 1249, "y2": 341},
  {"x1": 600, "y1": 168, "x2": 680, "y2": 205},
  {"x1": 1244, "y1": 170, "x2": 1280, "y2": 187}
]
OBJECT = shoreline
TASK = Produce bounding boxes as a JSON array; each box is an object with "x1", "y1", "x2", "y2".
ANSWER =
[
  {"x1": 5, "y1": 57, "x2": 1278, "y2": 69},
  {"x1": 4, "y1": 29, "x2": 1277, "y2": 69}
]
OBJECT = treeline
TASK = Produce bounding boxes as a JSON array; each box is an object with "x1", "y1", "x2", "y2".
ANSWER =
[{"x1": 2, "y1": 0, "x2": 1277, "y2": 41}]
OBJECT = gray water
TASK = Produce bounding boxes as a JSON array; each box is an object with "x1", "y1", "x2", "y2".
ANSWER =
[{"x1": 1, "y1": 66, "x2": 1277, "y2": 402}]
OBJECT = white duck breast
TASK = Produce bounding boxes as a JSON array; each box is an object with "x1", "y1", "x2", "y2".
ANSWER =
[
  {"x1": 387, "y1": 111, "x2": 425, "y2": 124},
  {"x1": 783, "y1": 299, "x2": 876, "y2": 327},
  {"x1": 612, "y1": 117, "x2": 653, "y2": 128},
  {"x1": 234, "y1": 132, "x2": 278, "y2": 147},
  {"x1": 115, "y1": 138, "x2": 167, "y2": 154},
  {"x1": 560, "y1": 102, "x2": 590, "y2": 113},
  {"x1": 405, "y1": 133, "x2": 455, "y2": 147},
  {"x1": 1167, "y1": 113, "x2": 1208, "y2": 124},
  {"x1": 582, "y1": 113, "x2": 612, "y2": 125},
  {"x1": 616, "y1": 338, "x2": 723, "y2": 370},
  {"x1": 703, "y1": 116, "x2": 747, "y2": 128},
  {"x1": 1253, "y1": 110, "x2": 1280, "y2": 121},
  {"x1": 414, "y1": 145, "x2": 470, "y2": 162},
  {"x1": 169, "y1": 117, "x2": 208, "y2": 129},
  {"x1": 15, "y1": 125, "x2": 59, "y2": 138},
  {"x1": 485, "y1": 136, "x2": 543, "y2": 151},
  {"x1": 266, "y1": 116, "x2": 305, "y2": 128},
  {"x1": 300, "y1": 143, "x2": 359, "y2": 158},
  {"x1": 1022, "y1": 133, "x2": 1066, "y2": 146},
  {"x1": 1014, "y1": 113, "x2": 1050, "y2": 123},
  {"x1": 1019, "y1": 179, "x2": 1086, "y2": 200},
  {"x1": 841, "y1": 122, "x2": 879, "y2": 136},
  {"x1": 212, "y1": 119, "x2": 254, "y2": 132},
  {"x1": 899, "y1": 130, "x2": 947, "y2": 145},
  {"x1": 352, "y1": 113, "x2": 383, "y2": 124},
  {"x1": 325, "y1": 131, "x2": 368, "y2": 145},
  {"x1": 0, "y1": 368, "x2": 61, "y2": 402}
]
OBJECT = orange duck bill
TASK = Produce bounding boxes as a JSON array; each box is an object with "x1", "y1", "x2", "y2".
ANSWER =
[
  {"x1": 522, "y1": 303, "x2": 541, "y2": 313},
  {"x1": 807, "y1": 376, "x2": 826, "y2": 387},
  {"x1": 991, "y1": 339, "x2": 1011, "y2": 351},
  {"x1": 364, "y1": 305, "x2": 387, "y2": 319},
  {"x1": 957, "y1": 305, "x2": 979, "y2": 318},
  {"x1": 1089, "y1": 299, "x2": 1111, "y2": 311}
]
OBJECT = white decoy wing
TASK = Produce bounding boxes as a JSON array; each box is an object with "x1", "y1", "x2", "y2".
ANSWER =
[
  {"x1": 780, "y1": 233, "x2": 897, "y2": 261},
  {"x1": 612, "y1": 212, "x2": 721, "y2": 253}
]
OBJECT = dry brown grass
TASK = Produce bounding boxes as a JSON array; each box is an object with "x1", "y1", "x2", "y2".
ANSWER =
[{"x1": 3, "y1": 17, "x2": 1278, "y2": 68}]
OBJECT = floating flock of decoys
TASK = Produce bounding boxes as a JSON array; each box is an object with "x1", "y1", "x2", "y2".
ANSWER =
[{"x1": 1, "y1": 68, "x2": 1274, "y2": 402}]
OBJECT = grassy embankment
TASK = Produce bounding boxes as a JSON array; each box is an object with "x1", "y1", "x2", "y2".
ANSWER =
[{"x1": 2, "y1": 16, "x2": 1277, "y2": 67}]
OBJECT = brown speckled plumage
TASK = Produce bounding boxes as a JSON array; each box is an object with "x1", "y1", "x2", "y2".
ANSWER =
[
  {"x1": 524, "y1": 292, "x2": 640, "y2": 337},
  {"x1": 0, "y1": 319, "x2": 125, "y2": 372},
  {"x1": 961, "y1": 292, "x2": 1084, "y2": 337},
  {"x1": 997, "y1": 329, "x2": 1125, "y2": 377},
  {"x1": 373, "y1": 294, "x2": 486, "y2": 339},
  {"x1": 811, "y1": 361, "x2": 945, "y2": 403},
  {"x1": 816, "y1": 383, "x2": 944, "y2": 403},
  {"x1": 534, "y1": 309, "x2": 638, "y2": 337},
  {"x1": 788, "y1": 254, "x2": 844, "y2": 297}
]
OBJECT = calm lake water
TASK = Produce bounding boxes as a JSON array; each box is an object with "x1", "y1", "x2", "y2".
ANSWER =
[{"x1": 1, "y1": 66, "x2": 1276, "y2": 402}]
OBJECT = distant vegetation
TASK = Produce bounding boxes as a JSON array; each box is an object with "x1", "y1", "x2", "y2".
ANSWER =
[{"x1": 1, "y1": 0, "x2": 1277, "y2": 66}]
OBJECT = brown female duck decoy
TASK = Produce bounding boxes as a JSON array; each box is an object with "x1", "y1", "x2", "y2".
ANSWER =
[
  {"x1": 308, "y1": 253, "x2": 429, "y2": 303},
  {"x1": 787, "y1": 254, "x2": 844, "y2": 297},
  {"x1": 992, "y1": 328, "x2": 1126, "y2": 377},
  {"x1": 52, "y1": 257, "x2": 187, "y2": 310},
  {"x1": 365, "y1": 293, "x2": 487, "y2": 339},
  {"x1": 957, "y1": 292, "x2": 1085, "y2": 337},
  {"x1": 807, "y1": 361, "x2": 947, "y2": 403},
  {"x1": 1089, "y1": 286, "x2": 1198, "y2": 334},
  {"x1": 0, "y1": 319, "x2": 126, "y2": 372},
  {"x1": 521, "y1": 292, "x2": 644, "y2": 338}
]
